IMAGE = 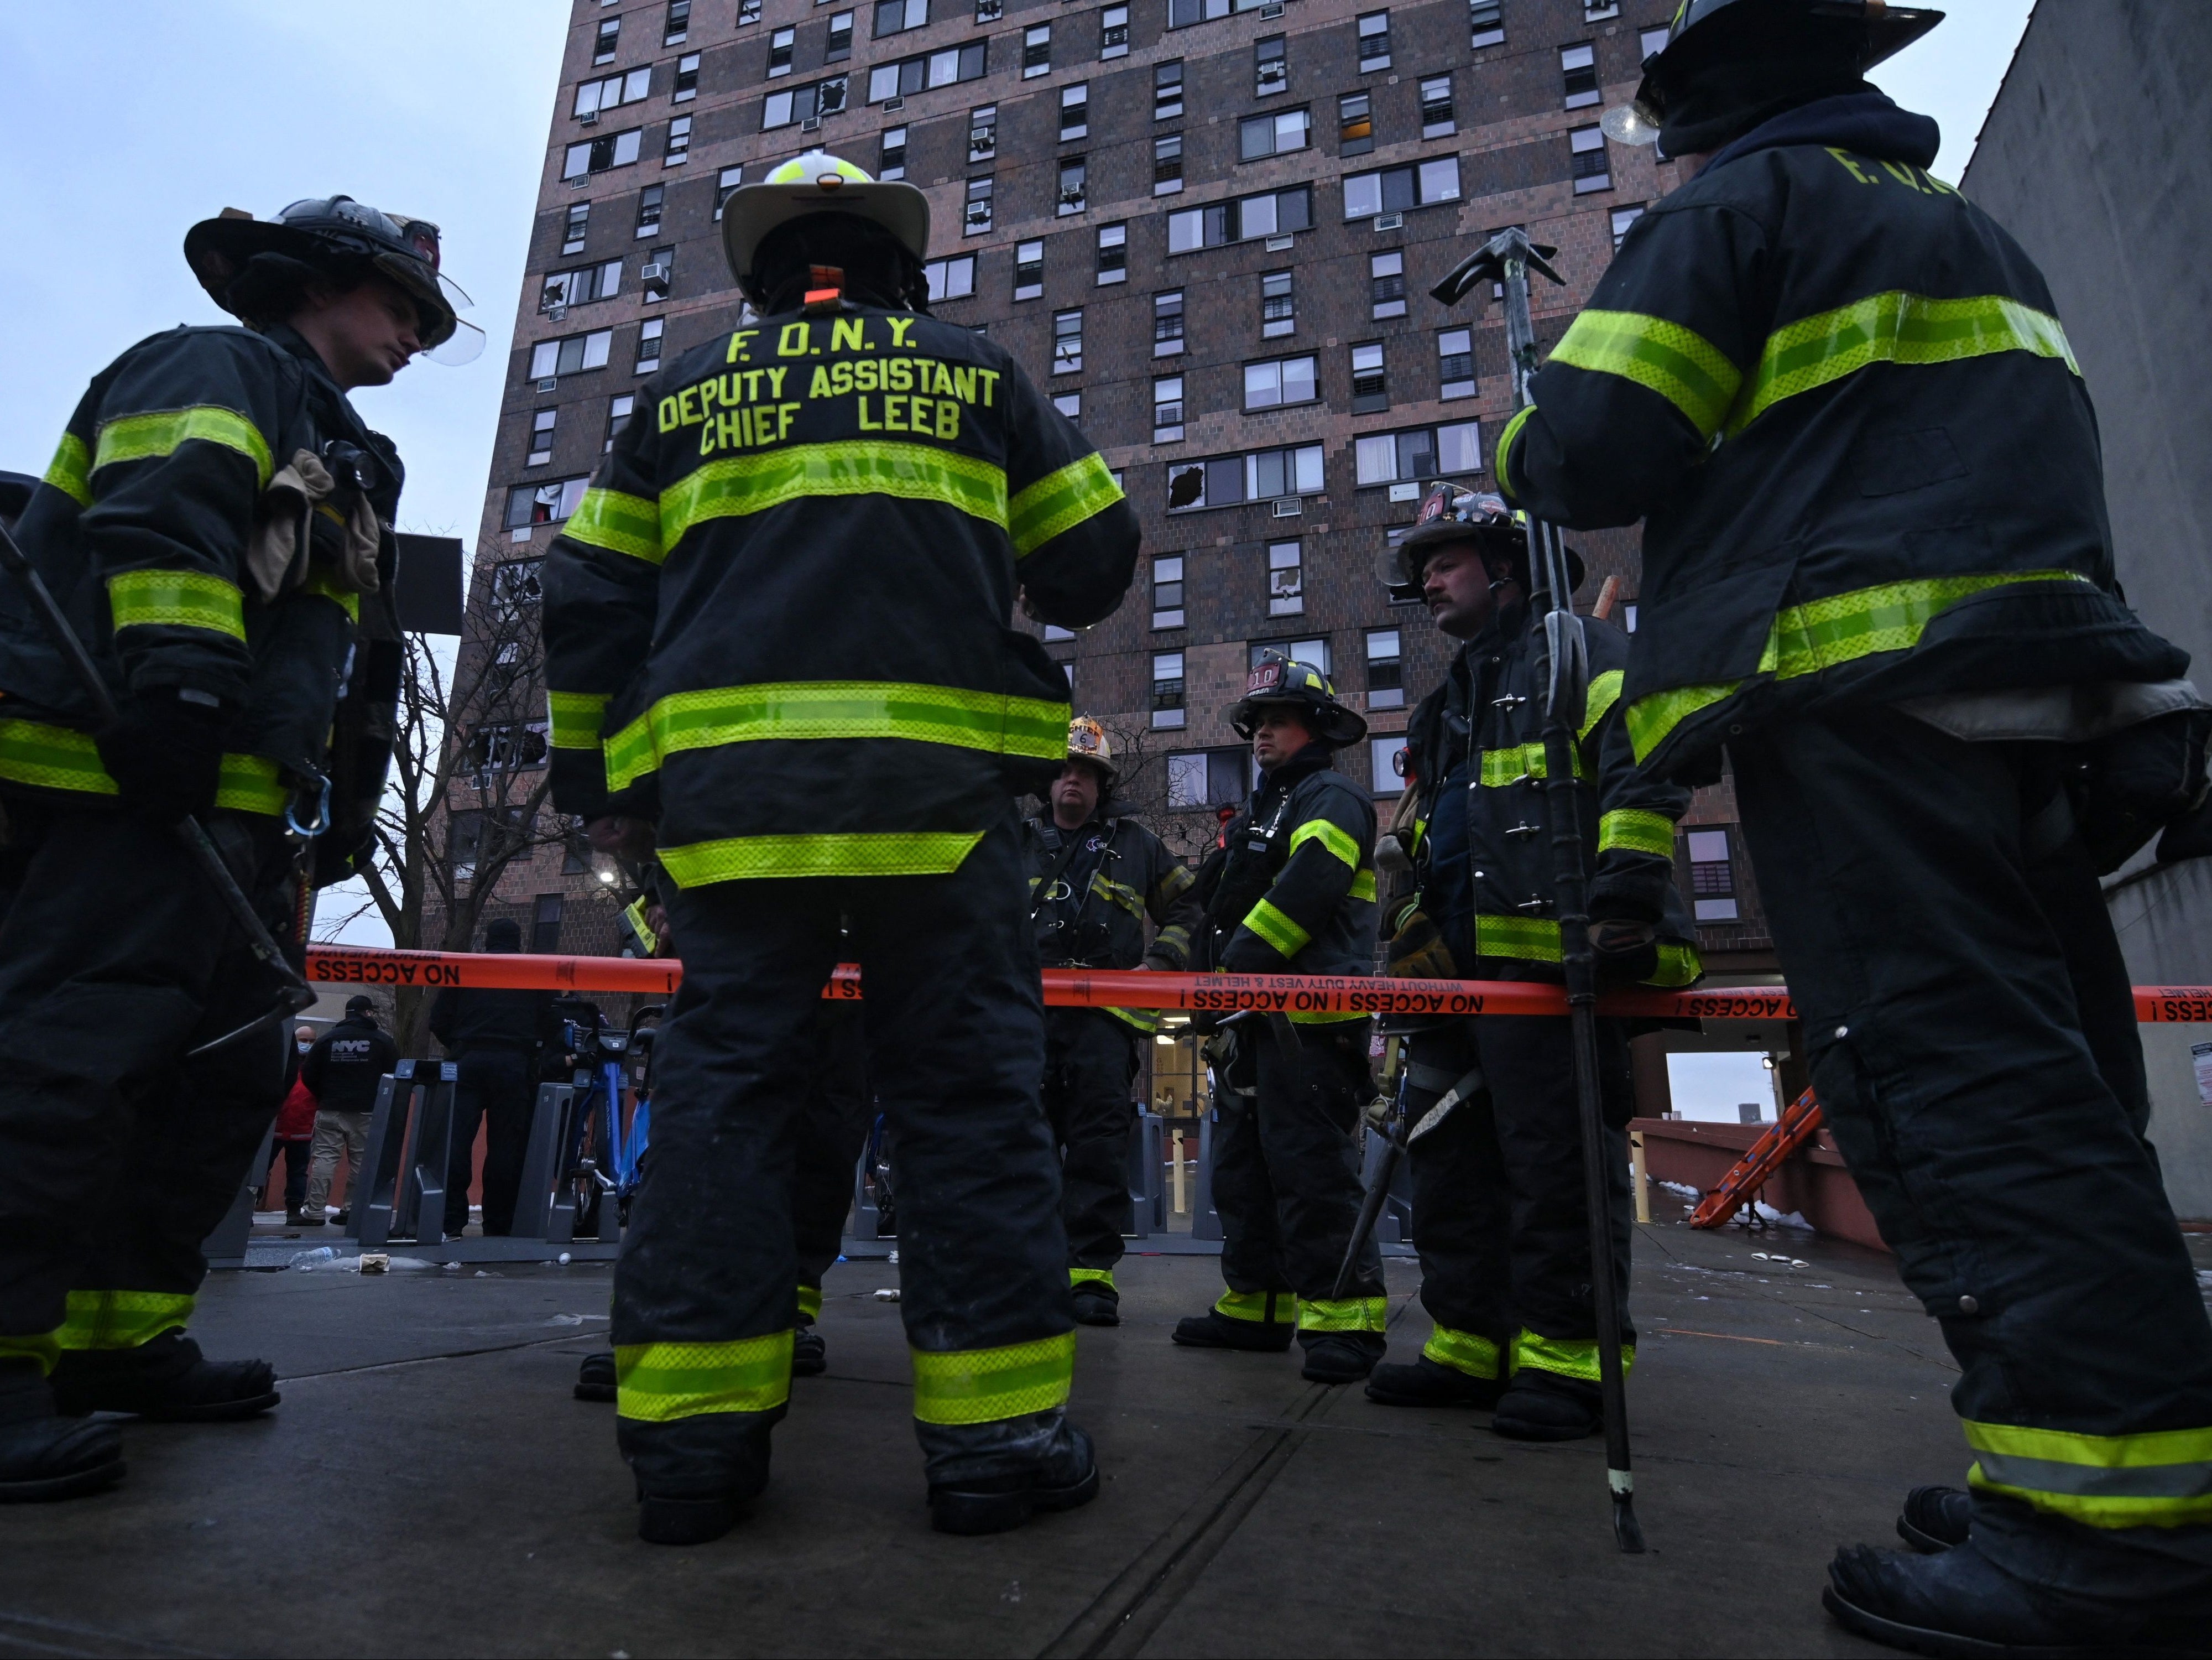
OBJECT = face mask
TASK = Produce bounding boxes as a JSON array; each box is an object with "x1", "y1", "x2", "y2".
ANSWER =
[{"x1": 298, "y1": 1042, "x2": 314, "y2": 1053}]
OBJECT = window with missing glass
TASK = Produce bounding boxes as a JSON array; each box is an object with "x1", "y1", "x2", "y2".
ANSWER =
[
  {"x1": 526, "y1": 408, "x2": 557, "y2": 467},
  {"x1": 1261, "y1": 268, "x2": 1295, "y2": 337},
  {"x1": 1255, "y1": 34, "x2": 1287, "y2": 96},
  {"x1": 1267, "y1": 541, "x2": 1303, "y2": 616},
  {"x1": 1342, "y1": 157, "x2": 1459, "y2": 217},
  {"x1": 763, "y1": 76, "x2": 848, "y2": 128},
  {"x1": 975, "y1": 0, "x2": 1001, "y2": 18},
  {"x1": 1350, "y1": 341, "x2": 1388, "y2": 413},
  {"x1": 1244, "y1": 353, "x2": 1318, "y2": 410},
  {"x1": 540, "y1": 260, "x2": 623, "y2": 313},
  {"x1": 1369, "y1": 250, "x2": 1406, "y2": 318},
  {"x1": 1053, "y1": 309, "x2": 1083, "y2": 373},
  {"x1": 1687, "y1": 829, "x2": 1738, "y2": 920},
  {"x1": 738, "y1": 0, "x2": 760, "y2": 21},
  {"x1": 1014, "y1": 240, "x2": 1044, "y2": 299},
  {"x1": 1240, "y1": 107, "x2": 1310, "y2": 160},
  {"x1": 1571, "y1": 125, "x2": 1610, "y2": 192},
  {"x1": 1154, "y1": 289, "x2": 1185, "y2": 355},
  {"x1": 1358, "y1": 11, "x2": 1391, "y2": 69},
  {"x1": 1438, "y1": 327, "x2": 1475, "y2": 398},
  {"x1": 504, "y1": 475, "x2": 591, "y2": 529},
  {"x1": 1101, "y1": 4, "x2": 1130, "y2": 57},
  {"x1": 1152, "y1": 375, "x2": 1184, "y2": 442},
  {"x1": 1365, "y1": 628, "x2": 1404, "y2": 707},
  {"x1": 1354, "y1": 419, "x2": 1481, "y2": 485},
  {"x1": 1155, "y1": 59, "x2": 1184, "y2": 118},
  {"x1": 1338, "y1": 91, "x2": 1374, "y2": 157},
  {"x1": 1061, "y1": 82, "x2": 1089, "y2": 140},
  {"x1": 1166, "y1": 185, "x2": 1312, "y2": 251},
  {"x1": 1166, "y1": 443, "x2": 1325, "y2": 511},
  {"x1": 1419, "y1": 74, "x2": 1454, "y2": 137},
  {"x1": 969, "y1": 104, "x2": 998, "y2": 160},
  {"x1": 1152, "y1": 652, "x2": 1187, "y2": 728},
  {"x1": 1096, "y1": 223, "x2": 1127, "y2": 284},
  {"x1": 1561, "y1": 43, "x2": 1599, "y2": 107},
  {"x1": 924, "y1": 253, "x2": 976, "y2": 301},
  {"x1": 1154, "y1": 134, "x2": 1184, "y2": 194},
  {"x1": 1152, "y1": 554, "x2": 1186, "y2": 628},
  {"x1": 879, "y1": 126, "x2": 908, "y2": 178}
]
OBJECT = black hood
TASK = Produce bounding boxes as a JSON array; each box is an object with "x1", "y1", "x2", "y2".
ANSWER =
[{"x1": 1704, "y1": 89, "x2": 1939, "y2": 175}]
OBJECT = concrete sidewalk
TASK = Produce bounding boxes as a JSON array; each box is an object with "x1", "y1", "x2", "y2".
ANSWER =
[{"x1": 0, "y1": 1221, "x2": 1969, "y2": 1658}]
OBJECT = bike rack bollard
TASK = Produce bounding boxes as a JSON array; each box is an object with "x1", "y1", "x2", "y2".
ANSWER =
[
  {"x1": 1124, "y1": 1110, "x2": 1166, "y2": 1238},
  {"x1": 345, "y1": 1061, "x2": 460, "y2": 1247},
  {"x1": 1192, "y1": 1109, "x2": 1222, "y2": 1241},
  {"x1": 514, "y1": 1082, "x2": 578, "y2": 1243},
  {"x1": 349, "y1": 1069, "x2": 409, "y2": 1247},
  {"x1": 202, "y1": 1123, "x2": 273, "y2": 1268},
  {"x1": 395, "y1": 1063, "x2": 459, "y2": 1247}
]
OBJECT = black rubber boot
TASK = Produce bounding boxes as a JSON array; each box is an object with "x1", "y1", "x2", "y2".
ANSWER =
[
  {"x1": 1491, "y1": 1368, "x2": 1600, "y2": 1442},
  {"x1": 1171, "y1": 1309, "x2": 1293, "y2": 1353},
  {"x1": 50, "y1": 1331, "x2": 278, "y2": 1423},
  {"x1": 922, "y1": 1412, "x2": 1099, "y2": 1537},
  {"x1": 1071, "y1": 1289, "x2": 1120, "y2": 1328},
  {"x1": 792, "y1": 1326, "x2": 827, "y2": 1377},
  {"x1": 1897, "y1": 1485, "x2": 1973, "y2": 1553},
  {"x1": 620, "y1": 1413, "x2": 776, "y2": 1546},
  {"x1": 1300, "y1": 1333, "x2": 1383, "y2": 1385},
  {"x1": 575, "y1": 1351, "x2": 617, "y2": 1403},
  {"x1": 0, "y1": 1361, "x2": 123, "y2": 1503},
  {"x1": 1365, "y1": 1355, "x2": 1507, "y2": 1409},
  {"x1": 1825, "y1": 1537, "x2": 2211, "y2": 1658}
]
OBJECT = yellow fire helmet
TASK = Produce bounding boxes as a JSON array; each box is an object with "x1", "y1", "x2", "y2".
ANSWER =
[
  {"x1": 719, "y1": 150, "x2": 931, "y2": 289},
  {"x1": 1066, "y1": 716, "x2": 1118, "y2": 781}
]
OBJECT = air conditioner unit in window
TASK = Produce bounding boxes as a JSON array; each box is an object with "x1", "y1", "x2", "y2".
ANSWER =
[
  {"x1": 1373, "y1": 212, "x2": 1404, "y2": 231},
  {"x1": 884, "y1": 96, "x2": 905, "y2": 111},
  {"x1": 1265, "y1": 234, "x2": 1294, "y2": 252},
  {"x1": 580, "y1": 108, "x2": 601, "y2": 126},
  {"x1": 1260, "y1": 2, "x2": 1282, "y2": 15},
  {"x1": 801, "y1": 116, "x2": 821, "y2": 131},
  {"x1": 543, "y1": 302, "x2": 568, "y2": 322},
  {"x1": 1272, "y1": 497, "x2": 1302, "y2": 517},
  {"x1": 538, "y1": 377, "x2": 559, "y2": 393},
  {"x1": 641, "y1": 262, "x2": 671, "y2": 283}
]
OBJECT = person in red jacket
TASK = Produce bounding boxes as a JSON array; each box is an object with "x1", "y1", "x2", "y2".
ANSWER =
[{"x1": 267, "y1": 1027, "x2": 319, "y2": 1225}]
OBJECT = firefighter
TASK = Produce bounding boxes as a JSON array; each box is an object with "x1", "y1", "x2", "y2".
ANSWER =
[
  {"x1": 1022, "y1": 717, "x2": 1202, "y2": 1326},
  {"x1": 1499, "y1": 1, "x2": 2212, "y2": 1647},
  {"x1": 1364, "y1": 493, "x2": 1700, "y2": 1439},
  {"x1": 0, "y1": 196, "x2": 473, "y2": 1500},
  {"x1": 1173, "y1": 658, "x2": 1385, "y2": 1385},
  {"x1": 541, "y1": 152, "x2": 1139, "y2": 1543}
]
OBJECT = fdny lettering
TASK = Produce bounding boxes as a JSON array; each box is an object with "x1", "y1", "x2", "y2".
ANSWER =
[
  {"x1": 1824, "y1": 148, "x2": 1958, "y2": 195},
  {"x1": 699, "y1": 403, "x2": 802, "y2": 455},
  {"x1": 658, "y1": 368, "x2": 791, "y2": 433},
  {"x1": 802, "y1": 358, "x2": 998, "y2": 406},
  {"x1": 857, "y1": 394, "x2": 962, "y2": 439}
]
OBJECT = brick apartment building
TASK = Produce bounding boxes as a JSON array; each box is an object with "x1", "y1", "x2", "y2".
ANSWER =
[{"x1": 455, "y1": 0, "x2": 1776, "y2": 999}]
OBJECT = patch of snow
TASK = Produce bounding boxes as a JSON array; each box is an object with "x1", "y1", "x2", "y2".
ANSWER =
[{"x1": 1656, "y1": 1180, "x2": 1700, "y2": 1200}]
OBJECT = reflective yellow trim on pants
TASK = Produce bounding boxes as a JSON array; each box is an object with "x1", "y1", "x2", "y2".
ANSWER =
[
  {"x1": 1297, "y1": 1296, "x2": 1386, "y2": 1334},
  {"x1": 1070, "y1": 1268, "x2": 1116, "y2": 1292},
  {"x1": 0, "y1": 719, "x2": 284, "y2": 816},
  {"x1": 1215, "y1": 1287, "x2": 1296, "y2": 1325},
  {"x1": 93, "y1": 405, "x2": 274, "y2": 488},
  {"x1": 1514, "y1": 1329, "x2": 1633, "y2": 1382},
  {"x1": 1423, "y1": 1324, "x2": 1503, "y2": 1380},
  {"x1": 615, "y1": 1332, "x2": 794, "y2": 1422},
  {"x1": 910, "y1": 1332, "x2": 1075, "y2": 1426},
  {"x1": 658, "y1": 830, "x2": 984, "y2": 886},
  {"x1": 1598, "y1": 808, "x2": 1676, "y2": 858},
  {"x1": 1964, "y1": 1419, "x2": 2212, "y2": 1529},
  {"x1": 563, "y1": 486, "x2": 664, "y2": 564},
  {"x1": 55, "y1": 1289, "x2": 195, "y2": 1352},
  {"x1": 107, "y1": 569, "x2": 246, "y2": 642},
  {"x1": 797, "y1": 1284, "x2": 822, "y2": 1322},
  {"x1": 1106, "y1": 1006, "x2": 1161, "y2": 1033},
  {"x1": 660, "y1": 441, "x2": 1008, "y2": 548},
  {"x1": 44, "y1": 431, "x2": 91, "y2": 507},
  {"x1": 1009, "y1": 452, "x2": 1124, "y2": 558},
  {"x1": 546, "y1": 689, "x2": 611, "y2": 751},
  {"x1": 1550, "y1": 309, "x2": 1744, "y2": 440},
  {"x1": 1240, "y1": 897, "x2": 1310, "y2": 959}
]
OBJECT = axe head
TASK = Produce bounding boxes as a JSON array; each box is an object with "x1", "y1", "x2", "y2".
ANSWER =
[{"x1": 1428, "y1": 226, "x2": 1565, "y2": 308}]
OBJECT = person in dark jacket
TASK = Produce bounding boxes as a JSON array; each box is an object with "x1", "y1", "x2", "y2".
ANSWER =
[
  {"x1": 541, "y1": 153, "x2": 1139, "y2": 1544},
  {"x1": 1022, "y1": 718, "x2": 1202, "y2": 1326},
  {"x1": 0, "y1": 197, "x2": 473, "y2": 1502},
  {"x1": 300, "y1": 996, "x2": 399, "y2": 1227},
  {"x1": 428, "y1": 918, "x2": 556, "y2": 1237},
  {"x1": 1172, "y1": 658, "x2": 1385, "y2": 1385},
  {"x1": 1364, "y1": 494, "x2": 1700, "y2": 1440},
  {"x1": 1498, "y1": 2, "x2": 2212, "y2": 1648}
]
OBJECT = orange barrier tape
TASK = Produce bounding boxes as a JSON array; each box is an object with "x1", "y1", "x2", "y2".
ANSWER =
[{"x1": 301, "y1": 948, "x2": 2212, "y2": 1023}]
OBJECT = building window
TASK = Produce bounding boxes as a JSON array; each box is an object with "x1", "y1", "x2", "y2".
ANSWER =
[
  {"x1": 664, "y1": 113, "x2": 692, "y2": 164},
  {"x1": 664, "y1": 0, "x2": 692, "y2": 44},
  {"x1": 1337, "y1": 91, "x2": 1374, "y2": 157},
  {"x1": 1369, "y1": 733, "x2": 1408, "y2": 794},
  {"x1": 1147, "y1": 134, "x2": 1183, "y2": 196},
  {"x1": 1165, "y1": 443, "x2": 1325, "y2": 511},
  {"x1": 1155, "y1": 59, "x2": 1184, "y2": 119},
  {"x1": 531, "y1": 893, "x2": 565, "y2": 953},
  {"x1": 526, "y1": 408, "x2": 557, "y2": 467},
  {"x1": 1057, "y1": 156, "x2": 1087, "y2": 215},
  {"x1": 1610, "y1": 202, "x2": 1645, "y2": 249},
  {"x1": 605, "y1": 394, "x2": 635, "y2": 451},
  {"x1": 1251, "y1": 636, "x2": 1328, "y2": 675},
  {"x1": 1152, "y1": 554, "x2": 1186, "y2": 628},
  {"x1": 1014, "y1": 240, "x2": 1044, "y2": 299},
  {"x1": 1240, "y1": 107, "x2": 1310, "y2": 160},
  {"x1": 1354, "y1": 419, "x2": 1481, "y2": 485},
  {"x1": 1357, "y1": 11, "x2": 1391, "y2": 70},
  {"x1": 738, "y1": 0, "x2": 760, "y2": 22},
  {"x1": 574, "y1": 67, "x2": 651, "y2": 119},
  {"x1": 763, "y1": 75, "x2": 849, "y2": 128},
  {"x1": 1154, "y1": 289, "x2": 1185, "y2": 355},
  {"x1": 674, "y1": 52, "x2": 700, "y2": 101},
  {"x1": 868, "y1": 42, "x2": 988, "y2": 101},
  {"x1": 1060, "y1": 82, "x2": 1089, "y2": 140},
  {"x1": 1366, "y1": 628, "x2": 1404, "y2": 707},
  {"x1": 1369, "y1": 250, "x2": 1406, "y2": 319},
  {"x1": 1561, "y1": 43, "x2": 1599, "y2": 108},
  {"x1": 969, "y1": 103, "x2": 998, "y2": 161},
  {"x1": 1167, "y1": 749, "x2": 1250, "y2": 809},
  {"x1": 1640, "y1": 25, "x2": 1672, "y2": 59},
  {"x1": 540, "y1": 259, "x2": 623, "y2": 314},
  {"x1": 827, "y1": 9, "x2": 854, "y2": 58},
  {"x1": 1261, "y1": 268, "x2": 1295, "y2": 337},
  {"x1": 528, "y1": 329, "x2": 614, "y2": 380},
  {"x1": 1152, "y1": 652, "x2": 1187, "y2": 728},
  {"x1": 976, "y1": 0, "x2": 1002, "y2": 18},
  {"x1": 1102, "y1": 5, "x2": 1130, "y2": 58},
  {"x1": 635, "y1": 185, "x2": 664, "y2": 238},
  {"x1": 1438, "y1": 327, "x2": 1475, "y2": 399},
  {"x1": 635, "y1": 316, "x2": 664, "y2": 372},
  {"x1": 1255, "y1": 34, "x2": 1287, "y2": 97},
  {"x1": 714, "y1": 165, "x2": 744, "y2": 217},
  {"x1": 1571, "y1": 124, "x2": 1611, "y2": 193},
  {"x1": 924, "y1": 253, "x2": 977, "y2": 301},
  {"x1": 1152, "y1": 375, "x2": 1185, "y2": 442},
  {"x1": 769, "y1": 25, "x2": 796, "y2": 74},
  {"x1": 1470, "y1": 0, "x2": 1503, "y2": 47},
  {"x1": 1053, "y1": 391, "x2": 1082, "y2": 419},
  {"x1": 1053, "y1": 309, "x2": 1083, "y2": 373},
  {"x1": 875, "y1": 0, "x2": 928, "y2": 35},
  {"x1": 964, "y1": 176, "x2": 994, "y2": 234},
  {"x1": 491, "y1": 559, "x2": 544, "y2": 607},
  {"x1": 561, "y1": 201, "x2": 589, "y2": 254},
  {"x1": 1243, "y1": 353, "x2": 1318, "y2": 410},
  {"x1": 1166, "y1": 185, "x2": 1312, "y2": 251},
  {"x1": 1418, "y1": 74, "x2": 1454, "y2": 137},
  {"x1": 594, "y1": 15, "x2": 620, "y2": 63},
  {"x1": 562, "y1": 129, "x2": 643, "y2": 179},
  {"x1": 641, "y1": 246, "x2": 674, "y2": 300},
  {"x1": 1341, "y1": 157, "x2": 1459, "y2": 218},
  {"x1": 1687, "y1": 829, "x2": 1739, "y2": 921},
  {"x1": 1267, "y1": 540, "x2": 1303, "y2": 616},
  {"x1": 879, "y1": 125, "x2": 909, "y2": 178},
  {"x1": 504, "y1": 475, "x2": 591, "y2": 529},
  {"x1": 1350, "y1": 341, "x2": 1387, "y2": 413},
  {"x1": 1024, "y1": 22, "x2": 1051, "y2": 77},
  {"x1": 1585, "y1": 0, "x2": 1621, "y2": 20},
  {"x1": 1096, "y1": 222, "x2": 1127, "y2": 284}
]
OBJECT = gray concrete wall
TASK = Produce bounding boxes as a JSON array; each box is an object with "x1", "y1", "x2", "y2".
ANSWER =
[{"x1": 1963, "y1": 2, "x2": 2212, "y2": 1217}]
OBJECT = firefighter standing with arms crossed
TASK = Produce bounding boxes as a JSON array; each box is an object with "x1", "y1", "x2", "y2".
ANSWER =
[{"x1": 1495, "y1": 1, "x2": 2212, "y2": 1648}]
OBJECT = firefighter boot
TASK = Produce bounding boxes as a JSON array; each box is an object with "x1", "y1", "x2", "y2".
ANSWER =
[
  {"x1": 921, "y1": 1410, "x2": 1099, "y2": 1537},
  {"x1": 51, "y1": 1331, "x2": 278, "y2": 1422},
  {"x1": 792, "y1": 1324, "x2": 827, "y2": 1376},
  {"x1": 1365, "y1": 1355, "x2": 1507, "y2": 1409},
  {"x1": 1071, "y1": 1271, "x2": 1119, "y2": 1328},
  {"x1": 1300, "y1": 1333, "x2": 1384, "y2": 1385},
  {"x1": 621, "y1": 1414, "x2": 776, "y2": 1546},
  {"x1": 575, "y1": 1351, "x2": 617, "y2": 1402},
  {"x1": 1491, "y1": 1368, "x2": 1600, "y2": 1441},
  {"x1": 0, "y1": 1361, "x2": 123, "y2": 1502},
  {"x1": 1897, "y1": 1484, "x2": 1971, "y2": 1553},
  {"x1": 1173, "y1": 1291, "x2": 1296, "y2": 1353}
]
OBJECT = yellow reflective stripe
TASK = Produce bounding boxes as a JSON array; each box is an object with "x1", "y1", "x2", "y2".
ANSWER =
[
  {"x1": 1288, "y1": 816, "x2": 1361, "y2": 872},
  {"x1": 299, "y1": 568, "x2": 361, "y2": 623},
  {"x1": 605, "y1": 680, "x2": 1070, "y2": 793},
  {"x1": 1478, "y1": 741, "x2": 1587, "y2": 787},
  {"x1": 0, "y1": 1329, "x2": 60, "y2": 1374},
  {"x1": 1008, "y1": 452, "x2": 1124, "y2": 558},
  {"x1": 1579, "y1": 668, "x2": 1624, "y2": 740},
  {"x1": 44, "y1": 431, "x2": 91, "y2": 507},
  {"x1": 1514, "y1": 1329, "x2": 1634, "y2": 1382},
  {"x1": 1474, "y1": 913, "x2": 1561, "y2": 962},
  {"x1": 1287, "y1": 1007, "x2": 1368, "y2": 1024},
  {"x1": 911, "y1": 1332, "x2": 1074, "y2": 1426},
  {"x1": 1626, "y1": 681, "x2": 1738, "y2": 763},
  {"x1": 1155, "y1": 864, "x2": 1197, "y2": 903},
  {"x1": 623, "y1": 895, "x2": 662, "y2": 956},
  {"x1": 1965, "y1": 1419, "x2": 2212, "y2": 1529},
  {"x1": 1070, "y1": 1268, "x2": 1117, "y2": 1290},
  {"x1": 1731, "y1": 291, "x2": 2079, "y2": 435},
  {"x1": 1091, "y1": 871, "x2": 1146, "y2": 918},
  {"x1": 1297, "y1": 1296, "x2": 1386, "y2": 1333},
  {"x1": 659, "y1": 830, "x2": 983, "y2": 886},
  {"x1": 1493, "y1": 404, "x2": 1535, "y2": 502},
  {"x1": 1348, "y1": 868, "x2": 1377, "y2": 903},
  {"x1": 546, "y1": 690, "x2": 611, "y2": 752},
  {"x1": 92, "y1": 405, "x2": 274, "y2": 488},
  {"x1": 1550, "y1": 309, "x2": 1743, "y2": 440},
  {"x1": 214, "y1": 753, "x2": 286, "y2": 816},
  {"x1": 55, "y1": 1289, "x2": 195, "y2": 1352},
  {"x1": 564, "y1": 486, "x2": 663, "y2": 564},
  {"x1": 1107, "y1": 1006, "x2": 1161, "y2": 1032},
  {"x1": 797, "y1": 1284, "x2": 822, "y2": 1321},
  {"x1": 1646, "y1": 941, "x2": 1702, "y2": 988},
  {"x1": 1215, "y1": 1288, "x2": 1296, "y2": 1324},
  {"x1": 1241, "y1": 896, "x2": 1311, "y2": 958},
  {"x1": 1598, "y1": 808, "x2": 1676, "y2": 858},
  {"x1": 615, "y1": 1333, "x2": 794, "y2": 1421},
  {"x1": 662, "y1": 442, "x2": 1008, "y2": 547},
  {"x1": 107, "y1": 569, "x2": 246, "y2": 642},
  {"x1": 1152, "y1": 923, "x2": 1193, "y2": 960},
  {"x1": 1423, "y1": 1324, "x2": 1503, "y2": 1380},
  {"x1": 0, "y1": 719, "x2": 118, "y2": 795}
]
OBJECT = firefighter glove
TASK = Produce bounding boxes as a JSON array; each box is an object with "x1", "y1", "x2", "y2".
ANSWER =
[
  {"x1": 1589, "y1": 917, "x2": 1660, "y2": 989},
  {"x1": 1386, "y1": 906, "x2": 1458, "y2": 980},
  {"x1": 96, "y1": 691, "x2": 229, "y2": 823}
]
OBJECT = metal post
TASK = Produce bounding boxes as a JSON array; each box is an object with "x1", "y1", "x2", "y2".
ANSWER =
[
  {"x1": 400, "y1": 1063, "x2": 459, "y2": 1246},
  {"x1": 1192, "y1": 1109, "x2": 1222, "y2": 1242},
  {"x1": 351, "y1": 1068, "x2": 412, "y2": 1248},
  {"x1": 201, "y1": 1123, "x2": 273, "y2": 1269},
  {"x1": 513, "y1": 1081, "x2": 573, "y2": 1240}
]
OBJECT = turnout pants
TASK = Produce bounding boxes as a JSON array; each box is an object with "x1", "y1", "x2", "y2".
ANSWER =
[
  {"x1": 303, "y1": 1108, "x2": 369, "y2": 1214},
  {"x1": 1401, "y1": 1014, "x2": 1635, "y2": 1385},
  {"x1": 1733, "y1": 709, "x2": 2212, "y2": 1593},
  {"x1": 793, "y1": 1001, "x2": 871, "y2": 1323},
  {"x1": 1042, "y1": 1006, "x2": 1138, "y2": 1296},
  {"x1": 0, "y1": 798, "x2": 297, "y2": 1372},
  {"x1": 1210, "y1": 1017, "x2": 1386, "y2": 1350},
  {"x1": 613, "y1": 813, "x2": 1074, "y2": 1476},
  {"x1": 444, "y1": 1047, "x2": 538, "y2": 1236}
]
